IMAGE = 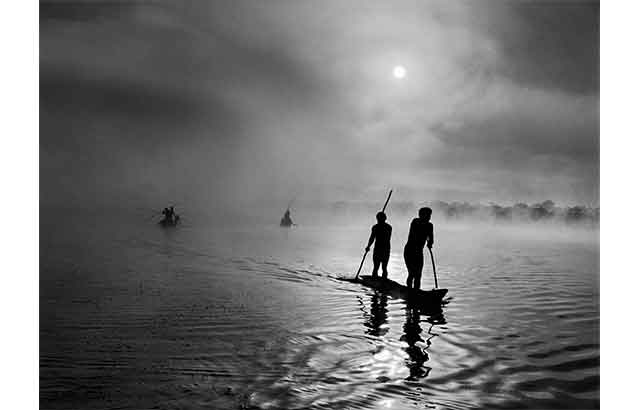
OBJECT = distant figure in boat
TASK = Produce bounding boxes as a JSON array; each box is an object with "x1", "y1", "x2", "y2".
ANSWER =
[
  {"x1": 404, "y1": 207, "x2": 434, "y2": 290},
  {"x1": 280, "y1": 208, "x2": 294, "y2": 227},
  {"x1": 366, "y1": 211, "x2": 392, "y2": 279},
  {"x1": 170, "y1": 207, "x2": 180, "y2": 224},
  {"x1": 160, "y1": 206, "x2": 179, "y2": 226}
]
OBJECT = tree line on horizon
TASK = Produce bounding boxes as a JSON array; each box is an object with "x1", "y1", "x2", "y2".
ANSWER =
[{"x1": 329, "y1": 199, "x2": 599, "y2": 227}]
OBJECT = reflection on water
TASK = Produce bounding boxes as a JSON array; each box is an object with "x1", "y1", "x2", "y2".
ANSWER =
[
  {"x1": 40, "y1": 216, "x2": 599, "y2": 409},
  {"x1": 362, "y1": 292, "x2": 389, "y2": 338},
  {"x1": 401, "y1": 306, "x2": 444, "y2": 382},
  {"x1": 363, "y1": 290, "x2": 448, "y2": 383}
]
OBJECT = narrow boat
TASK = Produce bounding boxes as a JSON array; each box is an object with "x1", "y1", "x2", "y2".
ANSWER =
[
  {"x1": 340, "y1": 275, "x2": 448, "y2": 307},
  {"x1": 158, "y1": 215, "x2": 180, "y2": 227}
]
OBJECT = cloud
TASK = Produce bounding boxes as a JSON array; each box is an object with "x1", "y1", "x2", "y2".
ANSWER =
[
  {"x1": 40, "y1": 66, "x2": 207, "y2": 124},
  {"x1": 39, "y1": 0, "x2": 599, "y2": 210},
  {"x1": 40, "y1": 0, "x2": 136, "y2": 22},
  {"x1": 430, "y1": 82, "x2": 598, "y2": 161},
  {"x1": 493, "y1": 1, "x2": 599, "y2": 94}
]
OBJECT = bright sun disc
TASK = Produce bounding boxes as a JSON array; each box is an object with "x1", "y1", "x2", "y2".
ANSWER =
[{"x1": 393, "y1": 65, "x2": 406, "y2": 79}]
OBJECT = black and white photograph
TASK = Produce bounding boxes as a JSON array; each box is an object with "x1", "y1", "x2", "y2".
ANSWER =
[{"x1": 36, "y1": 1, "x2": 603, "y2": 409}]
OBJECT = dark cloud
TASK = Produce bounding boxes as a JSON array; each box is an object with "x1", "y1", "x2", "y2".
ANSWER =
[
  {"x1": 39, "y1": 0, "x2": 335, "y2": 209},
  {"x1": 40, "y1": 0, "x2": 136, "y2": 22},
  {"x1": 430, "y1": 92, "x2": 598, "y2": 161},
  {"x1": 487, "y1": 1, "x2": 599, "y2": 94},
  {"x1": 39, "y1": 1, "x2": 327, "y2": 130},
  {"x1": 40, "y1": 65, "x2": 206, "y2": 124}
]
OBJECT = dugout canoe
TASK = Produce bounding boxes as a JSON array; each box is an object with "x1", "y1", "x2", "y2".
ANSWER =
[{"x1": 340, "y1": 275, "x2": 448, "y2": 306}]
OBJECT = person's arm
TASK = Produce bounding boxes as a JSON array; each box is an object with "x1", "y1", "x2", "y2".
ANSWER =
[
  {"x1": 366, "y1": 226, "x2": 375, "y2": 251},
  {"x1": 427, "y1": 223, "x2": 434, "y2": 249}
]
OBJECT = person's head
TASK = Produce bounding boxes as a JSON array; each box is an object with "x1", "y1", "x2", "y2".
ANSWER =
[
  {"x1": 376, "y1": 212, "x2": 387, "y2": 223},
  {"x1": 418, "y1": 207, "x2": 432, "y2": 220}
]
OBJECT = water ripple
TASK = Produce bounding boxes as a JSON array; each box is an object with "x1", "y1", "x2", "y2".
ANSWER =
[{"x1": 41, "y1": 223, "x2": 599, "y2": 409}]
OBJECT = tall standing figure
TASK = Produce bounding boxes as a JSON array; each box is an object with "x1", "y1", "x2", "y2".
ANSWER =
[
  {"x1": 404, "y1": 207, "x2": 434, "y2": 290},
  {"x1": 366, "y1": 212, "x2": 392, "y2": 279}
]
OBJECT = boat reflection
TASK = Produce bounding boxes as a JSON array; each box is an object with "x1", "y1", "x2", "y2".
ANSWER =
[
  {"x1": 402, "y1": 305, "x2": 446, "y2": 380},
  {"x1": 361, "y1": 290, "x2": 447, "y2": 382},
  {"x1": 362, "y1": 291, "x2": 389, "y2": 337}
]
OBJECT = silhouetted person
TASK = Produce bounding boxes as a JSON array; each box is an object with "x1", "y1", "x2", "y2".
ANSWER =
[
  {"x1": 160, "y1": 206, "x2": 179, "y2": 226},
  {"x1": 404, "y1": 207, "x2": 434, "y2": 290},
  {"x1": 280, "y1": 208, "x2": 293, "y2": 227},
  {"x1": 170, "y1": 207, "x2": 180, "y2": 224},
  {"x1": 366, "y1": 211, "x2": 392, "y2": 278}
]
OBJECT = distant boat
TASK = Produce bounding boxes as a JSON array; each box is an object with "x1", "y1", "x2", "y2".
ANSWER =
[
  {"x1": 159, "y1": 214, "x2": 180, "y2": 227},
  {"x1": 280, "y1": 208, "x2": 294, "y2": 227}
]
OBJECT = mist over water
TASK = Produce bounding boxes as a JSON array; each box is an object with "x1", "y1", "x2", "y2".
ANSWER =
[{"x1": 40, "y1": 209, "x2": 598, "y2": 409}]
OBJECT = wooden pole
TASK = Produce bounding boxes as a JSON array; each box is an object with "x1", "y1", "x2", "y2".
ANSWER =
[
  {"x1": 428, "y1": 247, "x2": 438, "y2": 289},
  {"x1": 355, "y1": 189, "x2": 393, "y2": 279},
  {"x1": 354, "y1": 250, "x2": 368, "y2": 280},
  {"x1": 381, "y1": 190, "x2": 393, "y2": 213}
]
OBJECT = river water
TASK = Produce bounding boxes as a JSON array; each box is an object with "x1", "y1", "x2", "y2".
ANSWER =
[{"x1": 40, "y1": 212, "x2": 599, "y2": 409}]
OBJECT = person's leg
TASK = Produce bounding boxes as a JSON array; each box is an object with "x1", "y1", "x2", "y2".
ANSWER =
[
  {"x1": 414, "y1": 257, "x2": 424, "y2": 290},
  {"x1": 372, "y1": 259, "x2": 380, "y2": 277},
  {"x1": 380, "y1": 250, "x2": 389, "y2": 279},
  {"x1": 404, "y1": 248, "x2": 413, "y2": 287}
]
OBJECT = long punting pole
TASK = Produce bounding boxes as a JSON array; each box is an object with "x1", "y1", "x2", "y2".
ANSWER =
[
  {"x1": 428, "y1": 247, "x2": 439, "y2": 289},
  {"x1": 355, "y1": 190, "x2": 393, "y2": 279}
]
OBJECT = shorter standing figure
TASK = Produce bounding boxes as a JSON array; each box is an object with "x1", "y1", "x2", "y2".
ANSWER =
[
  {"x1": 169, "y1": 206, "x2": 179, "y2": 224},
  {"x1": 403, "y1": 207, "x2": 434, "y2": 290},
  {"x1": 366, "y1": 212, "x2": 392, "y2": 279}
]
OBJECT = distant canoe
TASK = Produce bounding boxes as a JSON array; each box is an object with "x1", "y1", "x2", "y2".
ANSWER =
[
  {"x1": 158, "y1": 216, "x2": 179, "y2": 227},
  {"x1": 340, "y1": 275, "x2": 448, "y2": 307}
]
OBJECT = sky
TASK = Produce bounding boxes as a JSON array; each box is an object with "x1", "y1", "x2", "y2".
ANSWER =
[{"x1": 40, "y1": 0, "x2": 599, "y2": 213}]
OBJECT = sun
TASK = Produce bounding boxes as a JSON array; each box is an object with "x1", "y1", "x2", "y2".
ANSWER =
[{"x1": 393, "y1": 65, "x2": 406, "y2": 79}]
